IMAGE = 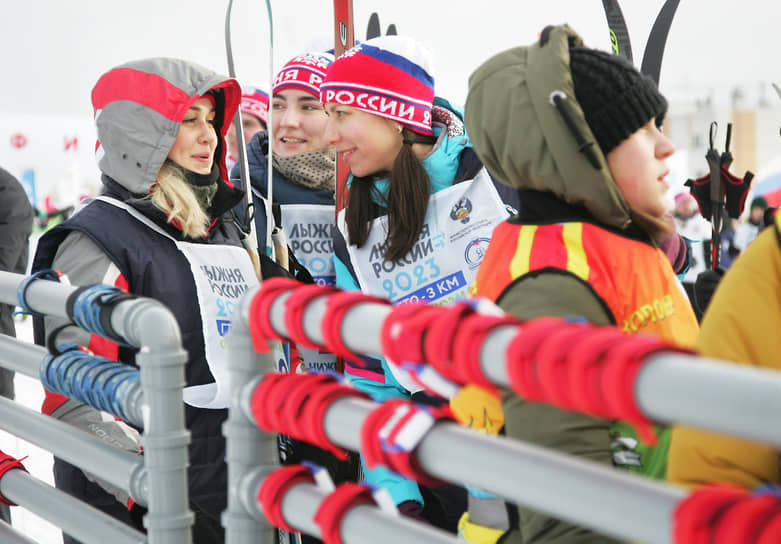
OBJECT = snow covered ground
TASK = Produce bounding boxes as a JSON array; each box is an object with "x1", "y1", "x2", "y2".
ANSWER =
[{"x1": 0, "y1": 315, "x2": 63, "y2": 543}]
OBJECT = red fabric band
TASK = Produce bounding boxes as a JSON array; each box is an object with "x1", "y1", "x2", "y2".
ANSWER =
[
  {"x1": 422, "y1": 302, "x2": 475, "y2": 379},
  {"x1": 302, "y1": 380, "x2": 368, "y2": 460},
  {"x1": 504, "y1": 316, "x2": 689, "y2": 444},
  {"x1": 504, "y1": 317, "x2": 566, "y2": 403},
  {"x1": 534, "y1": 324, "x2": 599, "y2": 410},
  {"x1": 0, "y1": 451, "x2": 27, "y2": 506},
  {"x1": 713, "y1": 495, "x2": 781, "y2": 544},
  {"x1": 321, "y1": 292, "x2": 390, "y2": 368},
  {"x1": 451, "y1": 313, "x2": 521, "y2": 391},
  {"x1": 250, "y1": 373, "x2": 367, "y2": 459},
  {"x1": 258, "y1": 465, "x2": 315, "y2": 533},
  {"x1": 250, "y1": 373, "x2": 289, "y2": 432},
  {"x1": 314, "y1": 482, "x2": 377, "y2": 544},
  {"x1": 673, "y1": 485, "x2": 781, "y2": 544},
  {"x1": 281, "y1": 373, "x2": 336, "y2": 439},
  {"x1": 359, "y1": 399, "x2": 405, "y2": 472},
  {"x1": 249, "y1": 278, "x2": 301, "y2": 352},
  {"x1": 674, "y1": 485, "x2": 745, "y2": 544},
  {"x1": 758, "y1": 513, "x2": 781, "y2": 544},
  {"x1": 566, "y1": 327, "x2": 625, "y2": 417},
  {"x1": 284, "y1": 284, "x2": 338, "y2": 351},
  {"x1": 380, "y1": 301, "x2": 439, "y2": 366},
  {"x1": 600, "y1": 334, "x2": 684, "y2": 445},
  {"x1": 359, "y1": 399, "x2": 452, "y2": 487}
]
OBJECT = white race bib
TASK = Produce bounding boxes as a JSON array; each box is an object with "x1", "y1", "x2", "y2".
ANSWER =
[
  {"x1": 339, "y1": 169, "x2": 510, "y2": 392},
  {"x1": 281, "y1": 203, "x2": 338, "y2": 374},
  {"x1": 93, "y1": 197, "x2": 260, "y2": 409},
  {"x1": 281, "y1": 203, "x2": 336, "y2": 287},
  {"x1": 341, "y1": 168, "x2": 509, "y2": 306}
]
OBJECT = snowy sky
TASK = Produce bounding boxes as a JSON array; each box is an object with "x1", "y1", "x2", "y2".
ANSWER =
[{"x1": 1, "y1": 0, "x2": 777, "y2": 116}]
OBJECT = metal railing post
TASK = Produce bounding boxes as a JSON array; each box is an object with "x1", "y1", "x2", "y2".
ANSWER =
[{"x1": 223, "y1": 286, "x2": 278, "y2": 544}]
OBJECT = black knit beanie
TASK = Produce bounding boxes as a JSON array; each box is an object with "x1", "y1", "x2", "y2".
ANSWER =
[{"x1": 569, "y1": 47, "x2": 668, "y2": 155}]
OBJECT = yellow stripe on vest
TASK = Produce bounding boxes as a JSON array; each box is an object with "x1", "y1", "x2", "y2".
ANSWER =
[
  {"x1": 563, "y1": 223, "x2": 590, "y2": 280},
  {"x1": 509, "y1": 225, "x2": 537, "y2": 278}
]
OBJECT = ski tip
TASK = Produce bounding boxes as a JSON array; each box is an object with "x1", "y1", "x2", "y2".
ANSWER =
[{"x1": 366, "y1": 12, "x2": 381, "y2": 40}]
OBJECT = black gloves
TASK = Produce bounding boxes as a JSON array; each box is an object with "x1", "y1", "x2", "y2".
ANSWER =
[{"x1": 694, "y1": 268, "x2": 725, "y2": 318}]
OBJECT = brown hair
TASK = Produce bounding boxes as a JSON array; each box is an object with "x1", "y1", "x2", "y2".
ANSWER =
[
  {"x1": 630, "y1": 209, "x2": 673, "y2": 242},
  {"x1": 346, "y1": 128, "x2": 434, "y2": 261}
]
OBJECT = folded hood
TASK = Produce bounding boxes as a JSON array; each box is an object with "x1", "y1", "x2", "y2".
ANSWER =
[
  {"x1": 91, "y1": 57, "x2": 241, "y2": 195},
  {"x1": 464, "y1": 25, "x2": 632, "y2": 229}
]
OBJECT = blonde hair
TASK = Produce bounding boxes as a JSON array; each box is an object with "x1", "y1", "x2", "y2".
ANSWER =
[{"x1": 151, "y1": 162, "x2": 211, "y2": 238}]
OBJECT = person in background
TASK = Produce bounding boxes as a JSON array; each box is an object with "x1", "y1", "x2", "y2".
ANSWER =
[
  {"x1": 321, "y1": 35, "x2": 519, "y2": 532},
  {"x1": 0, "y1": 166, "x2": 35, "y2": 525},
  {"x1": 233, "y1": 52, "x2": 335, "y2": 289},
  {"x1": 32, "y1": 57, "x2": 252, "y2": 543},
  {"x1": 225, "y1": 86, "x2": 268, "y2": 172},
  {"x1": 673, "y1": 191, "x2": 712, "y2": 318},
  {"x1": 232, "y1": 53, "x2": 361, "y2": 544},
  {"x1": 732, "y1": 196, "x2": 768, "y2": 254},
  {"x1": 462, "y1": 25, "x2": 699, "y2": 542}
]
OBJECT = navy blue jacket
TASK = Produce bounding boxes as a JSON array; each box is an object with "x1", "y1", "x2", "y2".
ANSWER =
[{"x1": 34, "y1": 175, "x2": 246, "y2": 517}]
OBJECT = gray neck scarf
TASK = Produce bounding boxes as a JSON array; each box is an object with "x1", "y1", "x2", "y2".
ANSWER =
[{"x1": 272, "y1": 148, "x2": 336, "y2": 191}]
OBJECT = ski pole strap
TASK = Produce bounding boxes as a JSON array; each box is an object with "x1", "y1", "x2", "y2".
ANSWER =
[
  {"x1": 248, "y1": 277, "x2": 300, "y2": 352},
  {"x1": 258, "y1": 465, "x2": 316, "y2": 533},
  {"x1": 320, "y1": 291, "x2": 390, "y2": 368},
  {"x1": 673, "y1": 484, "x2": 781, "y2": 543},
  {"x1": 0, "y1": 451, "x2": 28, "y2": 506},
  {"x1": 721, "y1": 165, "x2": 755, "y2": 219},
  {"x1": 314, "y1": 482, "x2": 377, "y2": 544},
  {"x1": 360, "y1": 399, "x2": 452, "y2": 487},
  {"x1": 451, "y1": 313, "x2": 521, "y2": 392},
  {"x1": 66, "y1": 284, "x2": 136, "y2": 347},
  {"x1": 284, "y1": 284, "x2": 339, "y2": 351},
  {"x1": 506, "y1": 318, "x2": 691, "y2": 445},
  {"x1": 16, "y1": 269, "x2": 61, "y2": 317}
]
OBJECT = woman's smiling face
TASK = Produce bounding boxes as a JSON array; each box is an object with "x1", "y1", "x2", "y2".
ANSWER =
[
  {"x1": 271, "y1": 89, "x2": 330, "y2": 157},
  {"x1": 323, "y1": 104, "x2": 403, "y2": 178}
]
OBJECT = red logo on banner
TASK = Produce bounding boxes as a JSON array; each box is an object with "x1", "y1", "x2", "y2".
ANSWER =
[
  {"x1": 64, "y1": 136, "x2": 78, "y2": 151},
  {"x1": 10, "y1": 133, "x2": 27, "y2": 149}
]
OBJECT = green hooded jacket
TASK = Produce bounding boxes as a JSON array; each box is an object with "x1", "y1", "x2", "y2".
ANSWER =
[{"x1": 463, "y1": 25, "x2": 675, "y2": 544}]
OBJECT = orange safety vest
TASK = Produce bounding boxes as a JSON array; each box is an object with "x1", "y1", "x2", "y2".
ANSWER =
[{"x1": 472, "y1": 220, "x2": 698, "y2": 347}]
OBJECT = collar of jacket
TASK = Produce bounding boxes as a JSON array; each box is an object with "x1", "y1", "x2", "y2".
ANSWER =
[
  {"x1": 100, "y1": 174, "x2": 245, "y2": 240},
  {"x1": 511, "y1": 189, "x2": 653, "y2": 245}
]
